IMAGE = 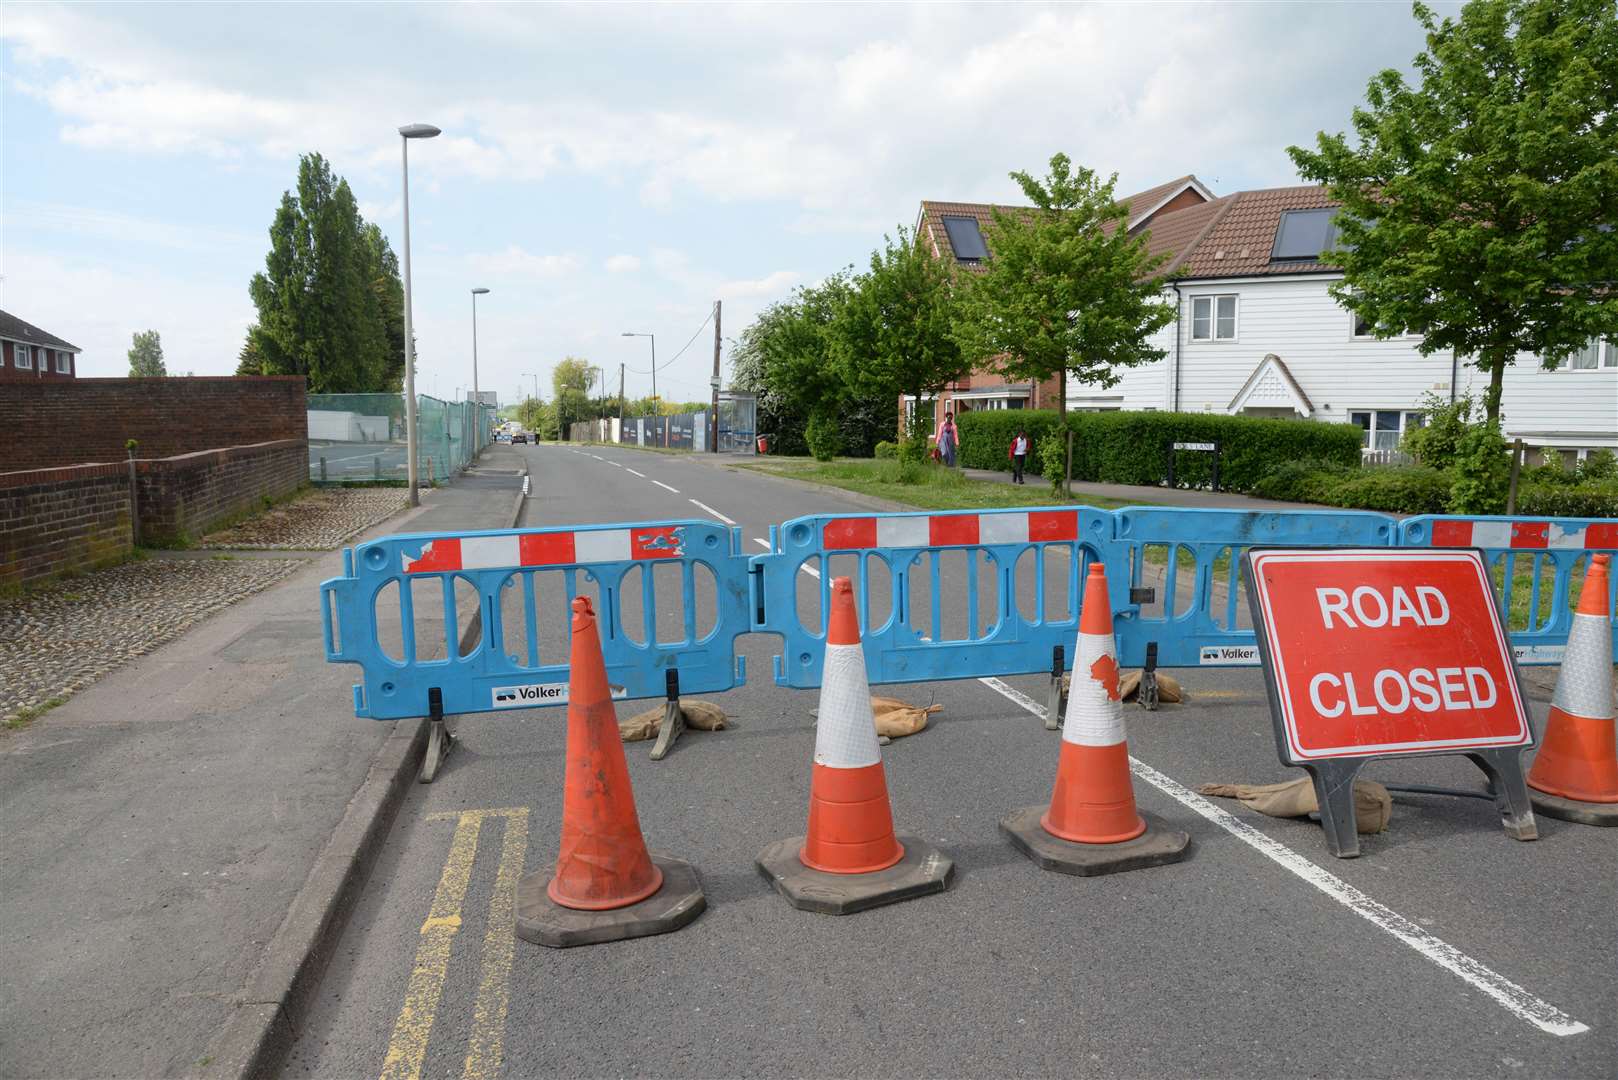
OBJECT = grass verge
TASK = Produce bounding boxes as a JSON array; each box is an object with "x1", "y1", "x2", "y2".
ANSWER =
[
  {"x1": 5, "y1": 696, "x2": 67, "y2": 731},
  {"x1": 738, "y1": 457, "x2": 1134, "y2": 512}
]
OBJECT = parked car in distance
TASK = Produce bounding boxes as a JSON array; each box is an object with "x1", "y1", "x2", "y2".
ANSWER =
[{"x1": 512, "y1": 431, "x2": 530, "y2": 444}]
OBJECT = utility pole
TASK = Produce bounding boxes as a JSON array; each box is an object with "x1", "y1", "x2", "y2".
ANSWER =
[
  {"x1": 618, "y1": 363, "x2": 626, "y2": 422},
  {"x1": 710, "y1": 299, "x2": 722, "y2": 453}
]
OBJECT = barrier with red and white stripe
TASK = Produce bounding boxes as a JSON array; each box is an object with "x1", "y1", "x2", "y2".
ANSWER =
[
  {"x1": 822, "y1": 509, "x2": 1079, "y2": 550},
  {"x1": 401, "y1": 526, "x2": 684, "y2": 573},
  {"x1": 1423, "y1": 518, "x2": 1618, "y2": 551}
]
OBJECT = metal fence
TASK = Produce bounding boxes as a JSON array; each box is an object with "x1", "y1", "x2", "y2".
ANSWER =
[
  {"x1": 568, "y1": 395, "x2": 758, "y2": 455},
  {"x1": 308, "y1": 393, "x2": 496, "y2": 484}
]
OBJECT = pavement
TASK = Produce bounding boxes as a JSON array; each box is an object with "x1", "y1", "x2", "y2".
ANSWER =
[
  {"x1": 962, "y1": 464, "x2": 1312, "y2": 511},
  {"x1": 0, "y1": 446, "x2": 527, "y2": 1080},
  {"x1": 271, "y1": 441, "x2": 1613, "y2": 1079}
]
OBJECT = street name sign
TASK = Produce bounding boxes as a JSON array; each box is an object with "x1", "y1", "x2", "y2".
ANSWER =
[
  {"x1": 1245, "y1": 547, "x2": 1538, "y2": 857},
  {"x1": 1172, "y1": 441, "x2": 1216, "y2": 452}
]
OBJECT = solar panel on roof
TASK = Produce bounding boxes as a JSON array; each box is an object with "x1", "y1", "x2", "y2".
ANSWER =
[
  {"x1": 942, "y1": 216, "x2": 989, "y2": 261},
  {"x1": 1271, "y1": 208, "x2": 1338, "y2": 262}
]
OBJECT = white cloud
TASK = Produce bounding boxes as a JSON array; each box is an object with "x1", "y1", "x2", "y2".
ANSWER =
[
  {"x1": 604, "y1": 254, "x2": 641, "y2": 273},
  {"x1": 465, "y1": 246, "x2": 580, "y2": 279},
  {"x1": 717, "y1": 270, "x2": 800, "y2": 299}
]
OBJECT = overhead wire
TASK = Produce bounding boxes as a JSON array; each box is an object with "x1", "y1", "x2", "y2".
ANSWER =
[{"x1": 625, "y1": 306, "x2": 714, "y2": 375}]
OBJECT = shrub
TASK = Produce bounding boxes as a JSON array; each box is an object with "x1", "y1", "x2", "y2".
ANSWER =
[
  {"x1": 1401, "y1": 391, "x2": 1477, "y2": 470},
  {"x1": 1249, "y1": 459, "x2": 1354, "y2": 504},
  {"x1": 805, "y1": 410, "x2": 841, "y2": 462},
  {"x1": 1523, "y1": 455, "x2": 1578, "y2": 487},
  {"x1": 873, "y1": 440, "x2": 898, "y2": 459},
  {"x1": 1578, "y1": 448, "x2": 1618, "y2": 483},
  {"x1": 1072, "y1": 410, "x2": 1361, "y2": 491},
  {"x1": 1516, "y1": 479, "x2": 1618, "y2": 518},
  {"x1": 1331, "y1": 466, "x2": 1453, "y2": 515},
  {"x1": 1448, "y1": 421, "x2": 1511, "y2": 514},
  {"x1": 954, "y1": 409, "x2": 1064, "y2": 471}
]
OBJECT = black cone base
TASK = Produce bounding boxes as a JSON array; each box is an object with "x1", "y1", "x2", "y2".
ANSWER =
[
  {"x1": 514, "y1": 854, "x2": 705, "y2": 948},
  {"x1": 1529, "y1": 789, "x2": 1618, "y2": 827},
  {"x1": 755, "y1": 834, "x2": 953, "y2": 915},
  {"x1": 1001, "y1": 806, "x2": 1190, "y2": 876}
]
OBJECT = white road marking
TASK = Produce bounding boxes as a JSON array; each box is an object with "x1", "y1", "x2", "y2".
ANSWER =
[
  {"x1": 625, "y1": 468, "x2": 646, "y2": 478},
  {"x1": 976, "y1": 676, "x2": 1591, "y2": 1039},
  {"x1": 754, "y1": 537, "x2": 820, "y2": 578},
  {"x1": 688, "y1": 499, "x2": 736, "y2": 525},
  {"x1": 606, "y1": 460, "x2": 623, "y2": 468},
  {"x1": 652, "y1": 480, "x2": 680, "y2": 494},
  {"x1": 589, "y1": 454, "x2": 603, "y2": 461}
]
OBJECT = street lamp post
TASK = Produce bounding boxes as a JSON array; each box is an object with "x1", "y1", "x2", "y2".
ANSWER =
[
  {"x1": 399, "y1": 121, "x2": 441, "y2": 507},
  {"x1": 471, "y1": 287, "x2": 490, "y2": 450},
  {"x1": 621, "y1": 332, "x2": 655, "y2": 403}
]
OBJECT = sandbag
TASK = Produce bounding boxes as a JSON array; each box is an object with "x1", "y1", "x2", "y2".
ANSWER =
[
  {"x1": 1063, "y1": 670, "x2": 1183, "y2": 703},
  {"x1": 869, "y1": 695, "x2": 941, "y2": 738},
  {"x1": 618, "y1": 700, "x2": 728, "y2": 742},
  {"x1": 1198, "y1": 776, "x2": 1392, "y2": 834}
]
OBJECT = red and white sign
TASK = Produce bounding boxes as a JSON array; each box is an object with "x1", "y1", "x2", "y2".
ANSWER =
[{"x1": 1248, "y1": 548, "x2": 1531, "y2": 762}]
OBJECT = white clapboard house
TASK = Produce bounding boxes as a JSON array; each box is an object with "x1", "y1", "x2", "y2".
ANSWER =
[{"x1": 917, "y1": 177, "x2": 1617, "y2": 461}]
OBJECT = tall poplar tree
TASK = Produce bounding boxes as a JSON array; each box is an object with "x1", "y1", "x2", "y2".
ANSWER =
[{"x1": 239, "y1": 153, "x2": 406, "y2": 392}]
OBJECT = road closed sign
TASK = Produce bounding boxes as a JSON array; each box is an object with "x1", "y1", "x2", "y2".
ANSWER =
[{"x1": 1246, "y1": 548, "x2": 1533, "y2": 763}]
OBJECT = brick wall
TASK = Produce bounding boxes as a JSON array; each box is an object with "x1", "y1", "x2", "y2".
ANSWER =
[
  {"x1": 134, "y1": 440, "x2": 307, "y2": 545},
  {"x1": 0, "y1": 464, "x2": 133, "y2": 591},
  {"x1": 0, "y1": 376, "x2": 307, "y2": 469},
  {"x1": 1, "y1": 440, "x2": 308, "y2": 590}
]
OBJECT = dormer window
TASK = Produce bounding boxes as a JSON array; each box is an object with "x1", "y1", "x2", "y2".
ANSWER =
[{"x1": 941, "y1": 216, "x2": 989, "y2": 263}]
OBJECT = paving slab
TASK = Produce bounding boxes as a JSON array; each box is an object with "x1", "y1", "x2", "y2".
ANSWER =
[{"x1": 0, "y1": 448, "x2": 526, "y2": 1080}]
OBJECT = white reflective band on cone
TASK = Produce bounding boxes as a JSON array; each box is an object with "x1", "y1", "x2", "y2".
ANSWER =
[
  {"x1": 815, "y1": 643, "x2": 882, "y2": 768},
  {"x1": 1062, "y1": 630, "x2": 1126, "y2": 747},
  {"x1": 1552, "y1": 612, "x2": 1616, "y2": 720}
]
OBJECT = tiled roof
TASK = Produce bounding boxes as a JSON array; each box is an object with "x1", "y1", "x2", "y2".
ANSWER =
[
  {"x1": 1166, "y1": 185, "x2": 1341, "y2": 279},
  {"x1": 916, "y1": 180, "x2": 1342, "y2": 282},
  {"x1": 0, "y1": 309, "x2": 80, "y2": 352},
  {"x1": 916, "y1": 176, "x2": 1210, "y2": 273}
]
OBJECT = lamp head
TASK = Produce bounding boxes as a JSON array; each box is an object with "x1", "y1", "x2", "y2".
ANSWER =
[
  {"x1": 399, "y1": 123, "x2": 442, "y2": 139},
  {"x1": 472, "y1": 287, "x2": 490, "y2": 295}
]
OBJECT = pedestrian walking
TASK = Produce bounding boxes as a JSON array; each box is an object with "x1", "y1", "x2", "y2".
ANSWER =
[
  {"x1": 1007, "y1": 428, "x2": 1030, "y2": 484},
  {"x1": 935, "y1": 411, "x2": 959, "y2": 468}
]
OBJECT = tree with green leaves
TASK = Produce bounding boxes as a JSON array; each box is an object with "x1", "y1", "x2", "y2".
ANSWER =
[
  {"x1": 239, "y1": 153, "x2": 405, "y2": 392},
  {"x1": 1289, "y1": 0, "x2": 1618, "y2": 424},
  {"x1": 127, "y1": 330, "x2": 166, "y2": 377},
  {"x1": 552, "y1": 356, "x2": 597, "y2": 436},
  {"x1": 952, "y1": 153, "x2": 1177, "y2": 418},
  {"x1": 833, "y1": 226, "x2": 968, "y2": 449}
]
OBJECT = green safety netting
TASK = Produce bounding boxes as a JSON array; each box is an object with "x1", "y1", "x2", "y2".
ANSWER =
[{"x1": 307, "y1": 393, "x2": 496, "y2": 484}]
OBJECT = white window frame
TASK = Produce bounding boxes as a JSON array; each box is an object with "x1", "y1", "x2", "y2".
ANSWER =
[
  {"x1": 14, "y1": 343, "x2": 32, "y2": 370},
  {"x1": 56, "y1": 350, "x2": 71, "y2": 374},
  {"x1": 1348, "y1": 408, "x2": 1426, "y2": 451},
  {"x1": 1551, "y1": 337, "x2": 1617, "y2": 371},
  {"x1": 1190, "y1": 294, "x2": 1238, "y2": 341},
  {"x1": 1347, "y1": 304, "x2": 1420, "y2": 340}
]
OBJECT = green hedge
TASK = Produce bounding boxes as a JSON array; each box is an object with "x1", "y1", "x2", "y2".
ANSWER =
[
  {"x1": 962, "y1": 408, "x2": 1361, "y2": 491},
  {"x1": 955, "y1": 410, "x2": 1064, "y2": 470},
  {"x1": 1250, "y1": 464, "x2": 1618, "y2": 517},
  {"x1": 1516, "y1": 480, "x2": 1618, "y2": 518}
]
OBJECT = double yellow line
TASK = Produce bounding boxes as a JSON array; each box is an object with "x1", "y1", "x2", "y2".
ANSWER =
[{"x1": 380, "y1": 807, "x2": 530, "y2": 1080}]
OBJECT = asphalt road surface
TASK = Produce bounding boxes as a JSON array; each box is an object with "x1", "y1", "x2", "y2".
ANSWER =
[
  {"x1": 288, "y1": 442, "x2": 1616, "y2": 1079},
  {"x1": 309, "y1": 440, "x2": 411, "y2": 481}
]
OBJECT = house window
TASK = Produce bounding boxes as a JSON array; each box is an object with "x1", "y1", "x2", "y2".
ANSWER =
[
  {"x1": 1554, "y1": 338, "x2": 1616, "y2": 370},
  {"x1": 1191, "y1": 295, "x2": 1237, "y2": 341},
  {"x1": 56, "y1": 351, "x2": 71, "y2": 374},
  {"x1": 902, "y1": 396, "x2": 937, "y2": 429},
  {"x1": 14, "y1": 344, "x2": 32, "y2": 370},
  {"x1": 1350, "y1": 409, "x2": 1425, "y2": 451}
]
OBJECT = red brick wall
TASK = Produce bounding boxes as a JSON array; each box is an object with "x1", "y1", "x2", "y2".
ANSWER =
[
  {"x1": 0, "y1": 463, "x2": 133, "y2": 591},
  {"x1": 1, "y1": 440, "x2": 308, "y2": 590},
  {"x1": 134, "y1": 440, "x2": 307, "y2": 545},
  {"x1": 0, "y1": 376, "x2": 307, "y2": 468}
]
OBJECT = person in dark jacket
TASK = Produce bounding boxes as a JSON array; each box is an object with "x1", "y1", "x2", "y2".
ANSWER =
[{"x1": 1007, "y1": 428, "x2": 1031, "y2": 484}]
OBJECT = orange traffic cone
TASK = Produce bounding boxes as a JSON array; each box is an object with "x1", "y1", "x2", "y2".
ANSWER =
[
  {"x1": 1002, "y1": 562, "x2": 1190, "y2": 875},
  {"x1": 756, "y1": 577, "x2": 953, "y2": 913},
  {"x1": 1528, "y1": 553, "x2": 1618, "y2": 826},
  {"x1": 514, "y1": 597, "x2": 705, "y2": 946}
]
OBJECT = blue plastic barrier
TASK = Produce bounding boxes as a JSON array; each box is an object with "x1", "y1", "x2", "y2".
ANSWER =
[
  {"x1": 1113, "y1": 508, "x2": 1400, "y2": 668},
  {"x1": 1398, "y1": 515, "x2": 1618, "y2": 663},
  {"x1": 752, "y1": 506, "x2": 1120, "y2": 688},
  {"x1": 321, "y1": 520, "x2": 752, "y2": 721}
]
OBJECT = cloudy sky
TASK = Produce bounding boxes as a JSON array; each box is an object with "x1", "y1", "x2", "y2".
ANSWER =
[{"x1": 1, "y1": 2, "x2": 1442, "y2": 403}]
